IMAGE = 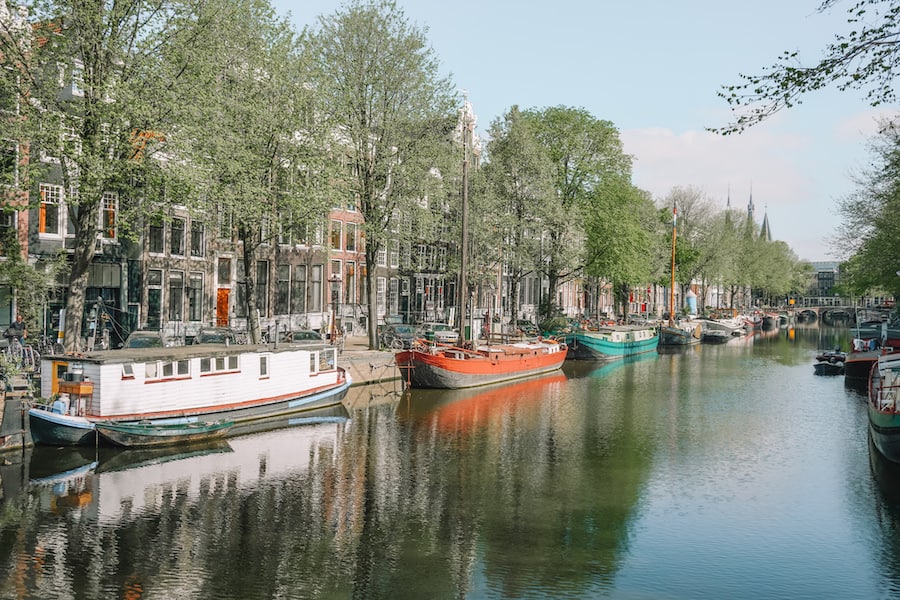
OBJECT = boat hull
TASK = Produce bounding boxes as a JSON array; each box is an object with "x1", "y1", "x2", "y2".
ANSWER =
[
  {"x1": 844, "y1": 350, "x2": 879, "y2": 382},
  {"x1": 28, "y1": 409, "x2": 97, "y2": 446},
  {"x1": 565, "y1": 327, "x2": 659, "y2": 360},
  {"x1": 868, "y1": 353, "x2": 900, "y2": 462},
  {"x1": 96, "y1": 421, "x2": 233, "y2": 448},
  {"x1": 396, "y1": 342, "x2": 566, "y2": 389},
  {"x1": 658, "y1": 324, "x2": 701, "y2": 346}
]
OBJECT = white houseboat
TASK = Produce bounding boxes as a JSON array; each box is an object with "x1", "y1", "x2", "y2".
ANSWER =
[{"x1": 28, "y1": 342, "x2": 351, "y2": 446}]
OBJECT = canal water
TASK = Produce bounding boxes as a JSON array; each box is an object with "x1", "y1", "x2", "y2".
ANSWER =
[{"x1": 2, "y1": 325, "x2": 900, "y2": 599}]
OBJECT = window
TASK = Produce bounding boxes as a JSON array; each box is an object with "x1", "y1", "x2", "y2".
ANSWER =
[
  {"x1": 389, "y1": 278, "x2": 399, "y2": 314},
  {"x1": 218, "y1": 208, "x2": 233, "y2": 239},
  {"x1": 101, "y1": 192, "x2": 117, "y2": 239},
  {"x1": 218, "y1": 257, "x2": 231, "y2": 284},
  {"x1": 345, "y1": 223, "x2": 357, "y2": 252},
  {"x1": 345, "y1": 262, "x2": 356, "y2": 305},
  {"x1": 170, "y1": 218, "x2": 185, "y2": 255},
  {"x1": 259, "y1": 355, "x2": 269, "y2": 378},
  {"x1": 188, "y1": 272, "x2": 203, "y2": 321},
  {"x1": 376, "y1": 277, "x2": 386, "y2": 313},
  {"x1": 256, "y1": 260, "x2": 268, "y2": 314},
  {"x1": 149, "y1": 220, "x2": 164, "y2": 254},
  {"x1": 39, "y1": 184, "x2": 62, "y2": 236},
  {"x1": 377, "y1": 246, "x2": 387, "y2": 267},
  {"x1": 190, "y1": 221, "x2": 204, "y2": 257},
  {"x1": 168, "y1": 271, "x2": 184, "y2": 321},
  {"x1": 0, "y1": 146, "x2": 16, "y2": 187},
  {"x1": 145, "y1": 362, "x2": 157, "y2": 379},
  {"x1": 147, "y1": 269, "x2": 162, "y2": 328},
  {"x1": 291, "y1": 265, "x2": 306, "y2": 314},
  {"x1": 276, "y1": 264, "x2": 290, "y2": 315},
  {"x1": 389, "y1": 240, "x2": 399, "y2": 268},
  {"x1": 331, "y1": 220, "x2": 342, "y2": 250},
  {"x1": 310, "y1": 265, "x2": 323, "y2": 312}
]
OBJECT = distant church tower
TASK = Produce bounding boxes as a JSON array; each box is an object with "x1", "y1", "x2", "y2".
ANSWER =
[
  {"x1": 747, "y1": 187, "x2": 755, "y2": 224},
  {"x1": 759, "y1": 207, "x2": 772, "y2": 241}
]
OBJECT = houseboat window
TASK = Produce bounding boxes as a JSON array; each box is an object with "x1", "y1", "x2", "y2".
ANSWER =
[
  {"x1": 121, "y1": 363, "x2": 134, "y2": 378},
  {"x1": 309, "y1": 354, "x2": 317, "y2": 375},
  {"x1": 177, "y1": 360, "x2": 189, "y2": 375},
  {"x1": 228, "y1": 355, "x2": 238, "y2": 370},
  {"x1": 145, "y1": 362, "x2": 157, "y2": 379},
  {"x1": 260, "y1": 355, "x2": 269, "y2": 377},
  {"x1": 200, "y1": 357, "x2": 211, "y2": 373},
  {"x1": 318, "y1": 349, "x2": 333, "y2": 372},
  {"x1": 162, "y1": 361, "x2": 174, "y2": 377},
  {"x1": 215, "y1": 356, "x2": 225, "y2": 371}
]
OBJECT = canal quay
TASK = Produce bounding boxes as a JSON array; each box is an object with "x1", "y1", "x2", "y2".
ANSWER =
[{"x1": 4, "y1": 325, "x2": 900, "y2": 599}]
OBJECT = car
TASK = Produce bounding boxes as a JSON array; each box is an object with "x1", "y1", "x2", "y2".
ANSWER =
[
  {"x1": 120, "y1": 330, "x2": 169, "y2": 349},
  {"x1": 193, "y1": 326, "x2": 238, "y2": 345},
  {"x1": 419, "y1": 322, "x2": 459, "y2": 345},
  {"x1": 380, "y1": 323, "x2": 419, "y2": 349},
  {"x1": 285, "y1": 329, "x2": 323, "y2": 344}
]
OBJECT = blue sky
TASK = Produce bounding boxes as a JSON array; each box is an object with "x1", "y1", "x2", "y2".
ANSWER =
[{"x1": 272, "y1": 0, "x2": 893, "y2": 261}]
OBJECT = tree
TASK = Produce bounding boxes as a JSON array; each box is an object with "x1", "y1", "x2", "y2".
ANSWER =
[
  {"x1": 481, "y1": 106, "x2": 553, "y2": 322},
  {"x1": 164, "y1": 0, "x2": 331, "y2": 343},
  {"x1": 835, "y1": 116, "x2": 900, "y2": 297},
  {"x1": 0, "y1": 0, "x2": 217, "y2": 350},
  {"x1": 307, "y1": 0, "x2": 458, "y2": 349},
  {"x1": 584, "y1": 178, "x2": 657, "y2": 319},
  {"x1": 520, "y1": 106, "x2": 632, "y2": 319},
  {"x1": 715, "y1": 0, "x2": 900, "y2": 134}
]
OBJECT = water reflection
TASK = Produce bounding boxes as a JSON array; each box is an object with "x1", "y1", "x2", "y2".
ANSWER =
[{"x1": 6, "y1": 325, "x2": 900, "y2": 598}]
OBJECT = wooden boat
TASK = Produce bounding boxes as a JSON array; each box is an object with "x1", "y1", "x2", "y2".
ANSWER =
[
  {"x1": 658, "y1": 322, "x2": 702, "y2": 346},
  {"x1": 700, "y1": 330, "x2": 730, "y2": 344},
  {"x1": 868, "y1": 351, "x2": 900, "y2": 463},
  {"x1": 813, "y1": 361, "x2": 844, "y2": 376},
  {"x1": 658, "y1": 203, "x2": 700, "y2": 348},
  {"x1": 696, "y1": 316, "x2": 747, "y2": 337},
  {"x1": 95, "y1": 419, "x2": 233, "y2": 448},
  {"x1": 395, "y1": 338, "x2": 567, "y2": 389},
  {"x1": 565, "y1": 325, "x2": 659, "y2": 360},
  {"x1": 28, "y1": 342, "x2": 351, "y2": 446},
  {"x1": 845, "y1": 336, "x2": 883, "y2": 382}
]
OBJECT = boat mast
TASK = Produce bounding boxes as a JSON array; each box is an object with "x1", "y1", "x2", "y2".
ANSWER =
[
  {"x1": 669, "y1": 202, "x2": 676, "y2": 327},
  {"x1": 459, "y1": 97, "x2": 471, "y2": 343}
]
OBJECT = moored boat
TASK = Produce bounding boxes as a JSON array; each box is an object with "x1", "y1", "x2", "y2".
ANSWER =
[
  {"x1": 868, "y1": 351, "x2": 900, "y2": 463},
  {"x1": 565, "y1": 325, "x2": 659, "y2": 360},
  {"x1": 95, "y1": 419, "x2": 233, "y2": 448},
  {"x1": 701, "y1": 330, "x2": 730, "y2": 344},
  {"x1": 658, "y1": 322, "x2": 702, "y2": 347},
  {"x1": 813, "y1": 361, "x2": 844, "y2": 376},
  {"x1": 395, "y1": 338, "x2": 567, "y2": 389},
  {"x1": 28, "y1": 342, "x2": 351, "y2": 446}
]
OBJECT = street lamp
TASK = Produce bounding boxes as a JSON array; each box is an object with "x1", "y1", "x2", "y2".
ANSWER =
[{"x1": 328, "y1": 273, "x2": 342, "y2": 341}]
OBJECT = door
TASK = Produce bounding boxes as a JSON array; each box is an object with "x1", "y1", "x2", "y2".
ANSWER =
[{"x1": 216, "y1": 288, "x2": 230, "y2": 326}]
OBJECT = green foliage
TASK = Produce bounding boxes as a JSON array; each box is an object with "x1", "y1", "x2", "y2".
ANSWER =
[
  {"x1": 715, "y1": 0, "x2": 900, "y2": 134},
  {"x1": 584, "y1": 177, "x2": 656, "y2": 286},
  {"x1": 519, "y1": 106, "x2": 633, "y2": 315},
  {"x1": 835, "y1": 117, "x2": 900, "y2": 297},
  {"x1": 307, "y1": 0, "x2": 458, "y2": 344},
  {"x1": 480, "y1": 105, "x2": 554, "y2": 310}
]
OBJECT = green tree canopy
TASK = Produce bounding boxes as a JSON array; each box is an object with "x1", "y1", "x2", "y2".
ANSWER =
[{"x1": 307, "y1": 0, "x2": 458, "y2": 348}]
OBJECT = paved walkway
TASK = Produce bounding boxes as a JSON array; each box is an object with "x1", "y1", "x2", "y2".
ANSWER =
[{"x1": 339, "y1": 335, "x2": 402, "y2": 388}]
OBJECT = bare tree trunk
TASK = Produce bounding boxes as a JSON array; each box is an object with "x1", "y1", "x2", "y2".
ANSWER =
[
  {"x1": 63, "y1": 202, "x2": 99, "y2": 352},
  {"x1": 365, "y1": 243, "x2": 379, "y2": 350},
  {"x1": 239, "y1": 229, "x2": 261, "y2": 344}
]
